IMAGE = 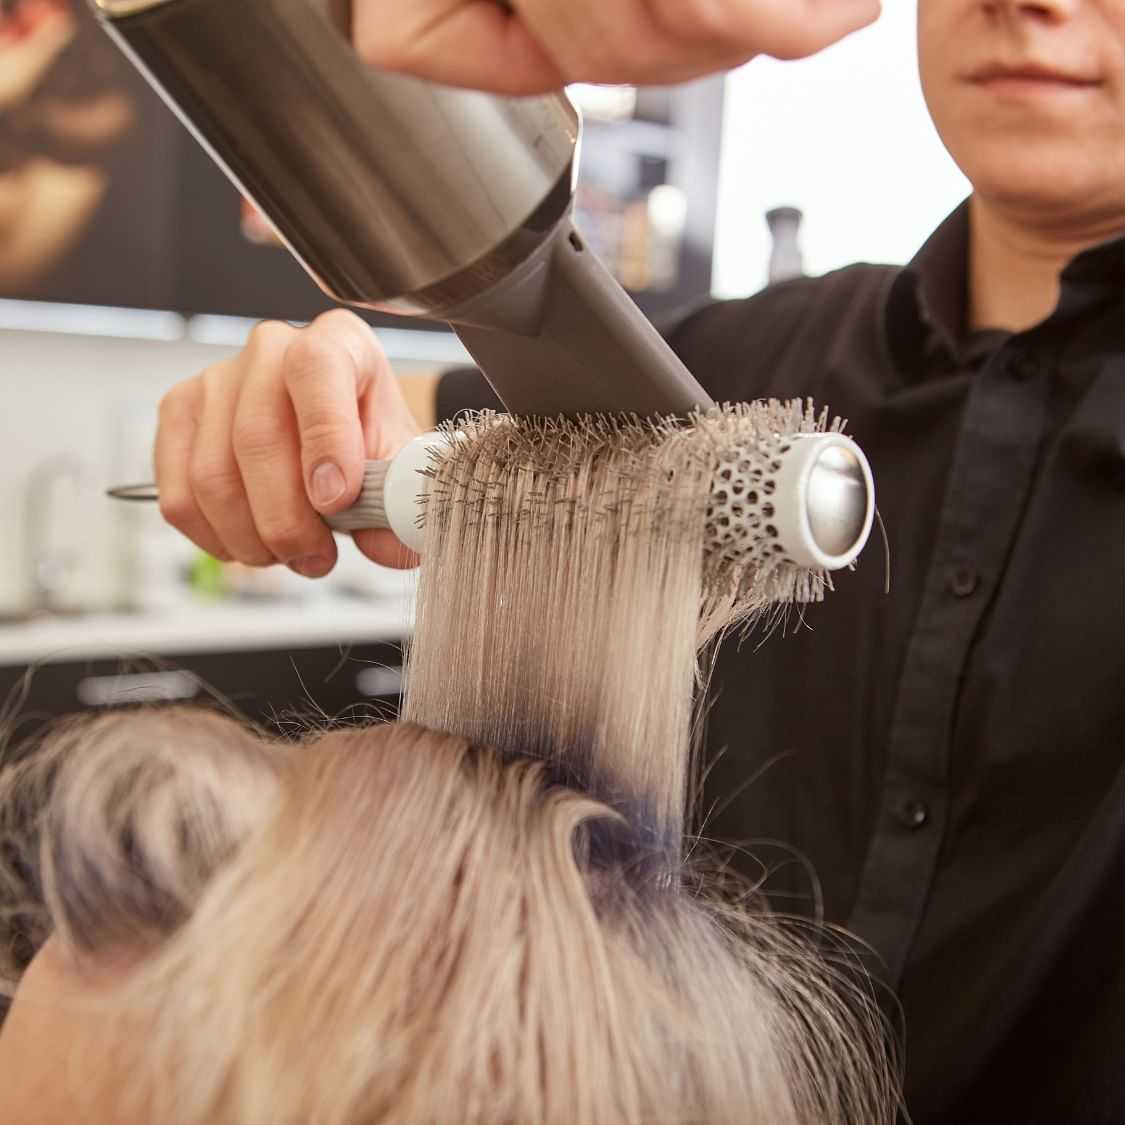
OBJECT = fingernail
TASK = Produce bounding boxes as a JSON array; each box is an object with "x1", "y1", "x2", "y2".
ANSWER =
[
  {"x1": 310, "y1": 461, "x2": 346, "y2": 508},
  {"x1": 289, "y1": 556, "x2": 330, "y2": 578}
]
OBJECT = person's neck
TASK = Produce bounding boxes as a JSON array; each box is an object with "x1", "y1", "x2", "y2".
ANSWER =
[{"x1": 968, "y1": 195, "x2": 1124, "y2": 333}]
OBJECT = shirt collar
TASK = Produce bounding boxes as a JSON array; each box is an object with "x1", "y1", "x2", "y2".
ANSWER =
[
  {"x1": 886, "y1": 200, "x2": 1125, "y2": 376},
  {"x1": 1061, "y1": 228, "x2": 1125, "y2": 284},
  {"x1": 885, "y1": 201, "x2": 971, "y2": 375}
]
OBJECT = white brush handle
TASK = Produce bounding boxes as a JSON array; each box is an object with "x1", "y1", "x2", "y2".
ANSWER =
[{"x1": 323, "y1": 433, "x2": 448, "y2": 552}]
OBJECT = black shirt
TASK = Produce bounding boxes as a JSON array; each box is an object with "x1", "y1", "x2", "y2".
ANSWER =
[{"x1": 436, "y1": 202, "x2": 1125, "y2": 1124}]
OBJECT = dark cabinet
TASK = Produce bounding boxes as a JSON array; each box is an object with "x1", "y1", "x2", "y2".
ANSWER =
[{"x1": 0, "y1": 642, "x2": 405, "y2": 735}]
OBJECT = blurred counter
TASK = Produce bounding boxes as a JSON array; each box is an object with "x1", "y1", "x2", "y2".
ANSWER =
[{"x1": 0, "y1": 589, "x2": 414, "y2": 668}]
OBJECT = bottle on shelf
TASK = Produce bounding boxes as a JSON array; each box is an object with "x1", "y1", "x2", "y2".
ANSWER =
[{"x1": 765, "y1": 206, "x2": 805, "y2": 285}]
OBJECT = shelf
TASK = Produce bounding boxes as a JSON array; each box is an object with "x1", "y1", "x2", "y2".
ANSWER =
[
  {"x1": 0, "y1": 299, "x2": 471, "y2": 366},
  {"x1": 187, "y1": 315, "x2": 471, "y2": 365},
  {"x1": 0, "y1": 591, "x2": 414, "y2": 667},
  {"x1": 0, "y1": 299, "x2": 184, "y2": 342}
]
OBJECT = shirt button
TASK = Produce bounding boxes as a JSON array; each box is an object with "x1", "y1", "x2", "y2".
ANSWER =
[
  {"x1": 1008, "y1": 355, "x2": 1043, "y2": 382},
  {"x1": 896, "y1": 799, "x2": 929, "y2": 829},
  {"x1": 946, "y1": 565, "x2": 980, "y2": 598}
]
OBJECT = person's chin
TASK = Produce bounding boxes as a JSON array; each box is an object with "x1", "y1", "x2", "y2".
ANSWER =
[{"x1": 960, "y1": 140, "x2": 1125, "y2": 215}]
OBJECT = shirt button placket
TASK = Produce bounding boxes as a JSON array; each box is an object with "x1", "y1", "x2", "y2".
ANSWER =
[
  {"x1": 1009, "y1": 353, "x2": 1050, "y2": 383},
  {"x1": 849, "y1": 336, "x2": 1052, "y2": 991}
]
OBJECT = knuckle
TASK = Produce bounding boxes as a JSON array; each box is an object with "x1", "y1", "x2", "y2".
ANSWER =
[
  {"x1": 232, "y1": 412, "x2": 289, "y2": 462},
  {"x1": 313, "y1": 307, "x2": 367, "y2": 334},
  {"x1": 284, "y1": 329, "x2": 340, "y2": 378},
  {"x1": 298, "y1": 310, "x2": 380, "y2": 363},
  {"x1": 158, "y1": 379, "x2": 196, "y2": 423},
  {"x1": 258, "y1": 517, "x2": 315, "y2": 559},
  {"x1": 157, "y1": 490, "x2": 199, "y2": 533},
  {"x1": 237, "y1": 550, "x2": 278, "y2": 569},
  {"x1": 189, "y1": 453, "x2": 242, "y2": 501},
  {"x1": 327, "y1": 309, "x2": 385, "y2": 361},
  {"x1": 247, "y1": 319, "x2": 294, "y2": 354},
  {"x1": 286, "y1": 314, "x2": 386, "y2": 402},
  {"x1": 298, "y1": 413, "x2": 356, "y2": 450}
]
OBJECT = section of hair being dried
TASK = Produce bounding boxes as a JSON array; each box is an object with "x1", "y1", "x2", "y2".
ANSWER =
[{"x1": 404, "y1": 402, "x2": 841, "y2": 848}]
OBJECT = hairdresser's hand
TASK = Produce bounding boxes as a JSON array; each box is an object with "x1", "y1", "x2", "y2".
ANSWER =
[
  {"x1": 352, "y1": 0, "x2": 881, "y2": 94},
  {"x1": 155, "y1": 310, "x2": 422, "y2": 574}
]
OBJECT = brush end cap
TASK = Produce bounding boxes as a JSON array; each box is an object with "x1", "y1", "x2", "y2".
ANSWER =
[
  {"x1": 777, "y1": 434, "x2": 875, "y2": 570},
  {"x1": 382, "y1": 432, "x2": 450, "y2": 552}
]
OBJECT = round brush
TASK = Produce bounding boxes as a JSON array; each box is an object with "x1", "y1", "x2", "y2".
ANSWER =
[
  {"x1": 324, "y1": 406, "x2": 874, "y2": 571},
  {"x1": 109, "y1": 401, "x2": 875, "y2": 573}
]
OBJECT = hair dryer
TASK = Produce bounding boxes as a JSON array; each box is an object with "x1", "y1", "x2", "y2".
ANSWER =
[{"x1": 89, "y1": 0, "x2": 714, "y2": 417}]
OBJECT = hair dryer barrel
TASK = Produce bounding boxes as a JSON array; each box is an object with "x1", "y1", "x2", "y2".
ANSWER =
[{"x1": 90, "y1": 0, "x2": 580, "y2": 321}]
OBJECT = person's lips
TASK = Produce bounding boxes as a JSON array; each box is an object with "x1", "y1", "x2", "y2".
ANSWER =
[{"x1": 965, "y1": 60, "x2": 1103, "y2": 92}]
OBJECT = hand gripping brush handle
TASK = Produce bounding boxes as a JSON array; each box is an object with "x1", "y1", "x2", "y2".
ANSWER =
[{"x1": 108, "y1": 427, "x2": 874, "y2": 570}]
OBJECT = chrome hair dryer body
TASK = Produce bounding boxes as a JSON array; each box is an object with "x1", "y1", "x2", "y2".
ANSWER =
[{"x1": 90, "y1": 0, "x2": 713, "y2": 417}]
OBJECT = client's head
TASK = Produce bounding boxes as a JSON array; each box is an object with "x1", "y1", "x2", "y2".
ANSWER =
[{"x1": 0, "y1": 706, "x2": 893, "y2": 1125}]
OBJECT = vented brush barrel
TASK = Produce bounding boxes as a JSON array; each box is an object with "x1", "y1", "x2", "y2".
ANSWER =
[{"x1": 707, "y1": 432, "x2": 874, "y2": 571}]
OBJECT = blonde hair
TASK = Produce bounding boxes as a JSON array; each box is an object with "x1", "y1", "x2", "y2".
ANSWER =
[
  {"x1": 406, "y1": 406, "x2": 836, "y2": 840},
  {"x1": 0, "y1": 405, "x2": 897, "y2": 1123}
]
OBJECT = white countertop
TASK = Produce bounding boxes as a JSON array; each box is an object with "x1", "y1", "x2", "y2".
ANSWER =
[{"x1": 0, "y1": 592, "x2": 414, "y2": 667}]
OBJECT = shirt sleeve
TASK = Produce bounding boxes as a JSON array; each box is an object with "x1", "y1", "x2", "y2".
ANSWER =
[{"x1": 662, "y1": 281, "x2": 827, "y2": 404}]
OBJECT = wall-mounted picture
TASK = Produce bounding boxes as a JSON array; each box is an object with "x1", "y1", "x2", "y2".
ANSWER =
[
  {"x1": 0, "y1": 0, "x2": 343, "y2": 321},
  {"x1": 0, "y1": 0, "x2": 181, "y2": 309},
  {"x1": 1, "y1": 4, "x2": 720, "y2": 329}
]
